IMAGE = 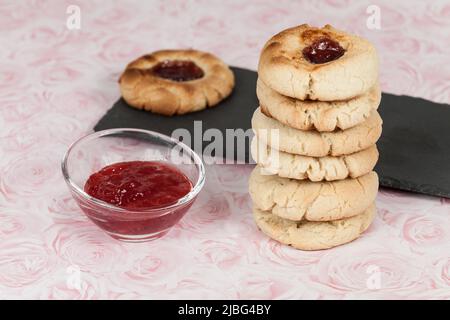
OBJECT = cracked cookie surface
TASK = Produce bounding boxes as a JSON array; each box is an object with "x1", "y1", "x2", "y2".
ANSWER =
[
  {"x1": 249, "y1": 166, "x2": 378, "y2": 221},
  {"x1": 258, "y1": 24, "x2": 378, "y2": 101},
  {"x1": 119, "y1": 49, "x2": 235, "y2": 115},
  {"x1": 258, "y1": 78, "x2": 381, "y2": 132},
  {"x1": 251, "y1": 138, "x2": 379, "y2": 181},
  {"x1": 252, "y1": 107, "x2": 382, "y2": 157},
  {"x1": 253, "y1": 203, "x2": 376, "y2": 250}
]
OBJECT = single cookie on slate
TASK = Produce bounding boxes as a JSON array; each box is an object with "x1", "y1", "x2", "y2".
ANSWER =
[
  {"x1": 257, "y1": 78, "x2": 381, "y2": 132},
  {"x1": 119, "y1": 49, "x2": 235, "y2": 116},
  {"x1": 253, "y1": 203, "x2": 376, "y2": 251},
  {"x1": 251, "y1": 138, "x2": 379, "y2": 181},
  {"x1": 252, "y1": 107, "x2": 382, "y2": 157},
  {"x1": 258, "y1": 24, "x2": 378, "y2": 101},
  {"x1": 249, "y1": 166, "x2": 378, "y2": 221}
]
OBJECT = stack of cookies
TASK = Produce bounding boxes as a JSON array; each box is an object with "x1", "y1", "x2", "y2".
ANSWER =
[{"x1": 250, "y1": 24, "x2": 382, "y2": 250}]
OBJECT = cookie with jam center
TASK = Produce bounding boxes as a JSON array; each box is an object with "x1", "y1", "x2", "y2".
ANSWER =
[
  {"x1": 119, "y1": 49, "x2": 235, "y2": 115},
  {"x1": 258, "y1": 24, "x2": 378, "y2": 101}
]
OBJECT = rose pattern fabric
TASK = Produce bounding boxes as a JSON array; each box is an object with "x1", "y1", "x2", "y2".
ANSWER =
[{"x1": 0, "y1": 0, "x2": 449, "y2": 299}]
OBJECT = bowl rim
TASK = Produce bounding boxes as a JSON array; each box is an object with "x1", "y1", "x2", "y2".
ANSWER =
[{"x1": 61, "y1": 128, "x2": 205, "y2": 215}]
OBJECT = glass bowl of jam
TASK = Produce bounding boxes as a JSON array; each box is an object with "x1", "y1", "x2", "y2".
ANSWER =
[{"x1": 62, "y1": 128, "x2": 205, "y2": 242}]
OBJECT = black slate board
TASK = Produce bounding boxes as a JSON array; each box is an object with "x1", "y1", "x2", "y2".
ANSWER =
[
  {"x1": 94, "y1": 67, "x2": 450, "y2": 199},
  {"x1": 376, "y1": 94, "x2": 450, "y2": 198}
]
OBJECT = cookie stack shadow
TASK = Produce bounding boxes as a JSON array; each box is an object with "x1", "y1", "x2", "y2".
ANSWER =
[{"x1": 249, "y1": 24, "x2": 382, "y2": 250}]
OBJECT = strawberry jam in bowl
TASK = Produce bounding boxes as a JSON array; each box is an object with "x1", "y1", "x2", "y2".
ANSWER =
[{"x1": 62, "y1": 128, "x2": 205, "y2": 242}]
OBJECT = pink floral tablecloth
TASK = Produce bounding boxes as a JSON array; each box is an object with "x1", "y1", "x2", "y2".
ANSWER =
[{"x1": 0, "y1": 0, "x2": 449, "y2": 299}]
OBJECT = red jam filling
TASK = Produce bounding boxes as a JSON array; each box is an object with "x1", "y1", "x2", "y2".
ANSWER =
[
  {"x1": 151, "y1": 60, "x2": 204, "y2": 82},
  {"x1": 82, "y1": 161, "x2": 195, "y2": 237},
  {"x1": 302, "y1": 37, "x2": 345, "y2": 64},
  {"x1": 84, "y1": 161, "x2": 192, "y2": 210}
]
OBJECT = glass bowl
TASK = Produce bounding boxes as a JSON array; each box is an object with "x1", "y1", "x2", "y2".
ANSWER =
[{"x1": 61, "y1": 128, "x2": 205, "y2": 242}]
